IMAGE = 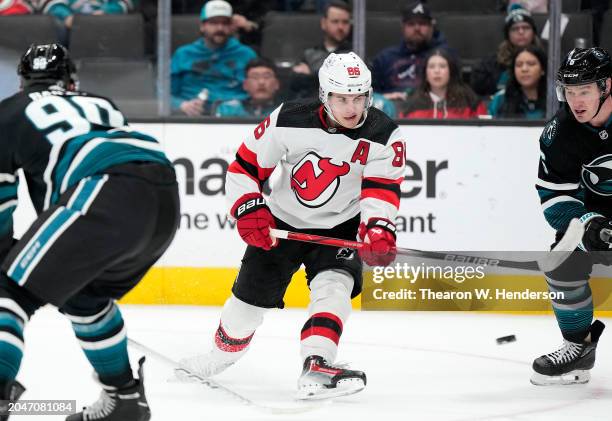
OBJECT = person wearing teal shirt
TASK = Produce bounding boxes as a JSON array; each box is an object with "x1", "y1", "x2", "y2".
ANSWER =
[
  {"x1": 488, "y1": 45, "x2": 547, "y2": 120},
  {"x1": 171, "y1": 0, "x2": 256, "y2": 116},
  {"x1": 42, "y1": 0, "x2": 136, "y2": 20}
]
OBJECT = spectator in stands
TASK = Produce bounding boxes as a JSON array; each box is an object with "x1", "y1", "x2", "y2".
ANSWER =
[
  {"x1": 229, "y1": 0, "x2": 283, "y2": 51},
  {"x1": 371, "y1": 1, "x2": 449, "y2": 101},
  {"x1": 42, "y1": 0, "x2": 136, "y2": 29},
  {"x1": 289, "y1": 0, "x2": 352, "y2": 99},
  {"x1": 293, "y1": 0, "x2": 352, "y2": 75},
  {"x1": 400, "y1": 49, "x2": 486, "y2": 119},
  {"x1": 471, "y1": 4, "x2": 545, "y2": 97},
  {"x1": 169, "y1": 1, "x2": 283, "y2": 51},
  {"x1": 41, "y1": 0, "x2": 137, "y2": 45},
  {"x1": 488, "y1": 45, "x2": 547, "y2": 119},
  {"x1": 0, "y1": 0, "x2": 34, "y2": 15},
  {"x1": 214, "y1": 57, "x2": 280, "y2": 117},
  {"x1": 171, "y1": 0, "x2": 256, "y2": 116}
]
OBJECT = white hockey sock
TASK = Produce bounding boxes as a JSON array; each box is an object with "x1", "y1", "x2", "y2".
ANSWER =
[
  {"x1": 214, "y1": 294, "x2": 267, "y2": 357},
  {"x1": 300, "y1": 270, "x2": 353, "y2": 363}
]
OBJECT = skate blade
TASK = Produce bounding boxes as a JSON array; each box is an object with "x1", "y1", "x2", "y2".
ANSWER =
[
  {"x1": 530, "y1": 370, "x2": 591, "y2": 386},
  {"x1": 296, "y1": 378, "x2": 365, "y2": 401}
]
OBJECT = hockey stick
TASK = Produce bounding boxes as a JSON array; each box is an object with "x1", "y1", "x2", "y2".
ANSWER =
[
  {"x1": 127, "y1": 338, "x2": 324, "y2": 414},
  {"x1": 270, "y1": 218, "x2": 585, "y2": 273}
]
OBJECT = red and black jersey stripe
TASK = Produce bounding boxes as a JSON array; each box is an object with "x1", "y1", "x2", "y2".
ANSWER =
[
  {"x1": 228, "y1": 144, "x2": 275, "y2": 190},
  {"x1": 300, "y1": 312, "x2": 343, "y2": 345},
  {"x1": 361, "y1": 176, "x2": 402, "y2": 208}
]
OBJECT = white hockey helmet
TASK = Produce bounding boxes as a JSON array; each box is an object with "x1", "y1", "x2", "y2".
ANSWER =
[{"x1": 318, "y1": 51, "x2": 373, "y2": 128}]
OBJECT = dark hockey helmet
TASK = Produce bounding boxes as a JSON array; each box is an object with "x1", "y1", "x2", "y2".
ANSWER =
[
  {"x1": 556, "y1": 47, "x2": 611, "y2": 101},
  {"x1": 17, "y1": 43, "x2": 77, "y2": 88}
]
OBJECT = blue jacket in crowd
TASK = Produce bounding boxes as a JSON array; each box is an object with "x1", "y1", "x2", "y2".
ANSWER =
[
  {"x1": 171, "y1": 37, "x2": 257, "y2": 111},
  {"x1": 372, "y1": 30, "x2": 449, "y2": 95}
]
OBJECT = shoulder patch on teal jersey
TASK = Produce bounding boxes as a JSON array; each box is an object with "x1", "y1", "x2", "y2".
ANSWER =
[{"x1": 541, "y1": 118, "x2": 558, "y2": 147}]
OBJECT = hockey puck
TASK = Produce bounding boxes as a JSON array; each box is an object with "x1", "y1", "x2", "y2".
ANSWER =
[{"x1": 496, "y1": 334, "x2": 516, "y2": 345}]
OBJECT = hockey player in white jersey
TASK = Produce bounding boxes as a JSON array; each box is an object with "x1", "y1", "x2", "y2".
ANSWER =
[{"x1": 181, "y1": 52, "x2": 406, "y2": 399}]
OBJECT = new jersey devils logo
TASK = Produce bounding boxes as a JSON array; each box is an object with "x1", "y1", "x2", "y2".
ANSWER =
[{"x1": 291, "y1": 152, "x2": 350, "y2": 208}]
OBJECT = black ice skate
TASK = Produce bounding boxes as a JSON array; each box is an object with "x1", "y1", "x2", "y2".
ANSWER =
[
  {"x1": 297, "y1": 355, "x2": 366, "y2": 400},
  {"x1": 0, "y1": 380, "x2": 25, "y2": 421},
  {"x1": 67, "y1": 357, "x2": 150, "y2": 421},
  {"x1": 531, "y1": 320, "x2": 605, "y2": 386}
]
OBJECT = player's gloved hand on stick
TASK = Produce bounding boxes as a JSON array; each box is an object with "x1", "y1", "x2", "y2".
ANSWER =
[
  {"x1": 582, "y1": 215, "x2": 612, "y2": 251},
  {"x1": 358, "y1": 218, "x2": 397, "y2": 266},
  {"x1": 581, "y1": 215, "x2": 612, "y2": 265},
  {"x1": 231, "y1": 193, "x2": 277, "y2": 250}
]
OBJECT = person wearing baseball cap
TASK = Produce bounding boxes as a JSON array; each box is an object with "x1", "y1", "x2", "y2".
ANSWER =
[
  {"x1": 401, "y1": 0, "x2": 433, "y2": 23},
  {"x1": 171, "y1": 0, "x2": 257, "y2": 116},
  {"x1": 372, "y1": 1, "x2": 450, "y2": 101},
  {"x1": 471, "y1": 3, "x2": 545, "y2": 97}
]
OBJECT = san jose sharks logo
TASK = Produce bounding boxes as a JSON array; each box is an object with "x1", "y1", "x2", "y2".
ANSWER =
[
  {"x1": 542, "y1": 118, "x2": 558, "y2": 147},
  {"x1": 582, "y1": 154, "x2": 612, "y2": 196},
  {"x1": 290, "y1": 152, "x2": 350, "y2": 208}
]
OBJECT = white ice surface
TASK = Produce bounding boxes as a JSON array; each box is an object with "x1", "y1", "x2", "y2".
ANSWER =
[{"x1": 16, "y1": 306, "x2": 612, "y2": 420}]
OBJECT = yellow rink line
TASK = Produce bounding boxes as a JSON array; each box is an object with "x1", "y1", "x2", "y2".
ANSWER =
[
  {"x1": 119, "y1": 267, "x2": 322, "y2": 308},
  {"x1": 120, "y1": 267, "x2": 612, "y2": 317}
]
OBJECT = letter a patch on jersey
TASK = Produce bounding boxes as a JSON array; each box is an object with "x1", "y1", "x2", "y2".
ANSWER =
[{"x1": 291, "y1": 152, "x2": 350, "y2": 208}]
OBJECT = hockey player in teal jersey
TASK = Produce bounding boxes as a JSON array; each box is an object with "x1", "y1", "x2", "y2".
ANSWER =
[
  {"x1": 0, "y1": 44, "x2": 179, "y2": 420},
  {"x1": 534, "y1": 47, "x2": 612, "y2": 386}
]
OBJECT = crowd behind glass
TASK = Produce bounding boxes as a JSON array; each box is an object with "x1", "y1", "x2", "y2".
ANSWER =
[{"x1": 0, "y1": 0, "x2": 609, "y2": 120}]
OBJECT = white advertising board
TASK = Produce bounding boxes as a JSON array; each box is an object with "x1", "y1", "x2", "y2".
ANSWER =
[{"x1": 14, "y1": 123, "x2": 555, "y2": 268}]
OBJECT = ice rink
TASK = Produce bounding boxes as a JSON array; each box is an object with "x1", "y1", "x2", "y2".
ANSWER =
[{"x1": 16, "y1": 305, "x2": 612, "y2": 421}]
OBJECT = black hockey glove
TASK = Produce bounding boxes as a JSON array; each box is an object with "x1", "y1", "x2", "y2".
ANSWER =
[
  {"x1": 582, "y1": 216, "x2": 612, "y2": 251},
  {"x1": 581, "y1": 216, "x2": 612, "y2": 265}
]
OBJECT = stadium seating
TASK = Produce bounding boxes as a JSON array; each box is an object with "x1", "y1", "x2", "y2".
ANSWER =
[
  {"x1": 0, "y1": 15, "x2": 58, "y2": 53},
  {"x1": 365, "y1": 0, "x2": 581, "y2": 13},
  {"x1": 365, "y1": 13, "x2": 402, "y2": 59},
  {"x1": 533, "y1": 13, "x2": 593, "y2": 54},
  {"x1": 421, "y1": 0, "x2": 500, "y2": 13},
  {"x1": 365, "y1": 12, "x2": 593, "y2": 64},
  {"x1": 172, "y1": 14, "x2": 200, "y2": 53},
  {"x1": 598, "y1": 10, "x2": 612, "y2": 53},
  {"x1": 562, "y1": 0, "x2": 582, "y2": 12},
  {"x1": 435, "y1": 14, "x2": 505, "y2": 70},
  {"x1": 260, "y1": 12, "x2": 321, "y2": 66},
  {"x1": 70, "y1": 14, "x2": 146, "y2": 59},
  {"x1": 77, "y1": 60, "x2": 157, "y2": 117}
]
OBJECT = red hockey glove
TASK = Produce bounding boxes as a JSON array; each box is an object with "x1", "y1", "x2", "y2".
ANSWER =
[
  {"x1": 231, "y1": 193, "x2": 277, "y2": 250},
  {"x1": 358, "y1": 218, "x2": 397, "y2": 266}
]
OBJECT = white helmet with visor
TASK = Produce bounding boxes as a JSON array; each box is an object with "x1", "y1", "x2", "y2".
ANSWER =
[{"x1": 318, "y1": 52, "x2": 373, "y2": 128}]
